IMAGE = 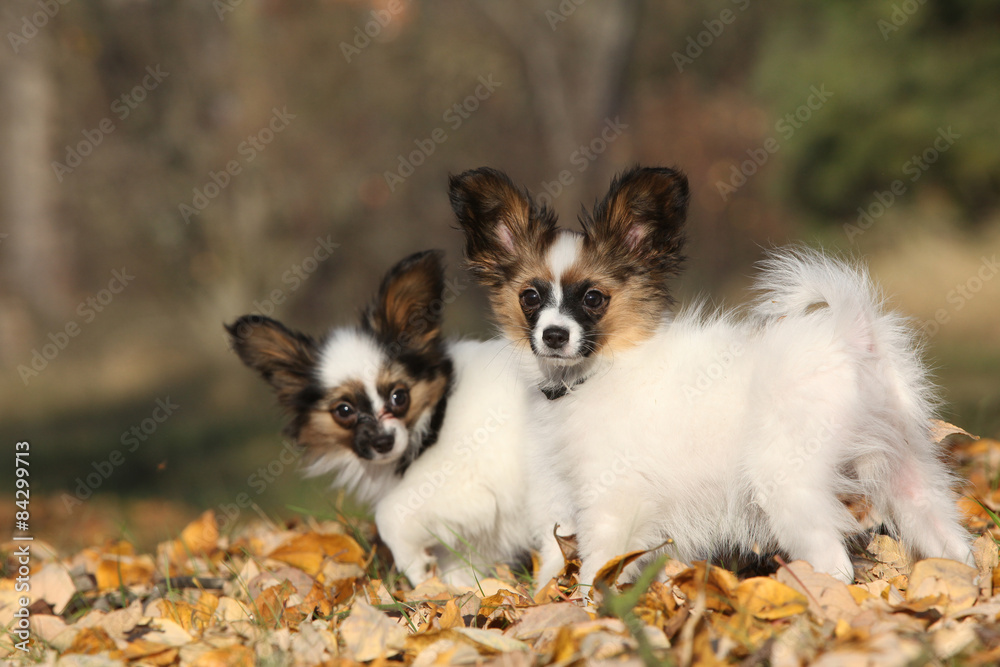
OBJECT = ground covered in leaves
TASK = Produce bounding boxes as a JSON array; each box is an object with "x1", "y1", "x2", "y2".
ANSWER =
[{"x1": 5, "y1": 429, "x2": 1000, "y2": 666}]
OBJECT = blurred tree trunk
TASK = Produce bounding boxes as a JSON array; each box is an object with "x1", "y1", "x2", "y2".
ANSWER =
[
  {"x1": 472, "y1": 0, "x2": 641, "y2": 218},
  {"x1": 0, "y1": 33, "x2": 72, "y2": 325}
]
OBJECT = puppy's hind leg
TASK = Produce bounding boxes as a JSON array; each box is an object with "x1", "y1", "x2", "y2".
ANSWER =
[
  {"x1": 751, "y1": 424, "x2": 857, "y2": 583},
  {"x1": 880, "y1": 451, "x2": 974, "y2": 566},
  {"x1": 759, "y1": 484, "x2": 856, "y2": 582}
]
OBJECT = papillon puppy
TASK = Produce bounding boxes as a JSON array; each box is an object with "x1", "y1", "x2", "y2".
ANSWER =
[
  {"x1": 449, "y1": 166, "x2": 974, "y2": 587},
  {"x1": 227, "y1": 250, "x2": 544, "y2": 586}
]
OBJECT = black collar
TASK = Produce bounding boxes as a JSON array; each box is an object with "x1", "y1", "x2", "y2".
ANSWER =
[
  {"x1": 394, "y1": 362, "x2": 454, "y2": 476},
  {"x1": 540, "y1": 376, "x2": 587, "y2": 400}
]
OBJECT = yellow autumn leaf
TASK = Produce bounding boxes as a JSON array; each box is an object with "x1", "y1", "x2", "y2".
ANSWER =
[
  {"x1": 439, "y1": 598, "x2": 464, "y2": 629},
  {"x1": 63, "y1": 627, "x2": 120, "y2": 656},
  {"x1": 672, "y1": 561, "x2": 740, "y2": 612},
  {"x1": 189, "y1": 644, "x2": 255, "y2": 667},
  {"x1": 181, "y1": 510, "x2": 219, "y2": 553},
  {"x1": 593, "y1": 548, "x2": 651, "y2": 589},
  {"x1": 907, "y1": 558, "x2": 978, "y2": 612},
  {"x1": 734, "y1": 577, "x2": 808, "y2": 620},
  {"x1": 122, "y1": 639, "x2": 178, "y2": 664},
  {"x1": 267, "y1": 531, "x2": 366, "y2": 575},
  {"x1": 254, "y1": 581, "x2": 295, "y2": 629},
  {"x1": 95, "y1": 554, "x2": 156, "y2": 590}
]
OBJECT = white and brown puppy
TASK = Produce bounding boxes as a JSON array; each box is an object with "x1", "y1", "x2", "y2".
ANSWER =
[
  {"x1": 227, "y1": 250, "x2": 542, "y2": 586},
  {"x1": 450, "y1": 166, "x2": 974, "y2": 588}
]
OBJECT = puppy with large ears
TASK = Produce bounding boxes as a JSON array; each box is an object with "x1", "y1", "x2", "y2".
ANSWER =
[
  {"x1": 227, "y1": 250, "x2": 543, "y2": 586},
  {"x1": 450, "y1": 166, "x2": 687, "y2": 397},
  {"x1": 451, "y1": 166, "x2": 973, "y2": 589}
]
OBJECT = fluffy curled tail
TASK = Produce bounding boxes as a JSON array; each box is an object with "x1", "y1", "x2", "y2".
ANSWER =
[
  {"x1": 749, "y1": 247, "x2": 940, "y2": 428},
  {"x1": 750, "y1": 248, "x2": 972, "y2": 565}
]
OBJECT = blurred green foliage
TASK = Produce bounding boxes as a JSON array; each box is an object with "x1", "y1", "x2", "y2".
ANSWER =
[{"x1": 752, "y1": 0, "x2": 1000, "y2": 219}]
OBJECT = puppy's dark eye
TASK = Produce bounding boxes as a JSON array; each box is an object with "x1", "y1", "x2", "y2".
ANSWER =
[
  {"x1": 583, "y1": 289, "x2": 607, "y2": 310},
  {"x1": 331, "y1": 402, "x2": 357, "y2": 428},
  {"x1": 389, "y1": 386, "x2": 409, "y2": 416},
  {"x1": 520, "y1": 288, "x2": 541, "y2": 312}
]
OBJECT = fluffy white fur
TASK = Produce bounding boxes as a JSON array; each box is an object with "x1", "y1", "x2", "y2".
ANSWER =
[
  {"x1": 323, "y1": 338, "x2": 542, "y2": 586},
  {"x1": 229, "y1": 251, "x2": 551, "y2": 588},
  {"x1": 530, "y1": 246, "x2": 974, "y2": 586}
]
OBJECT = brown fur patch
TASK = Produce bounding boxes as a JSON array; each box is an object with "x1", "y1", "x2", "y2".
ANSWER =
[
  {"x1": 561, "y1": 252, "x2": 667, "y2": 354},
  {"x1": 226, "y1": 315, "x2": 319, "y2": 409},
  {"x1": 363, "y1": 250, "x2": 445, "y2": 356},
  {"x1": 487, "y1": 244, "x2": 556, "y2": 346},
  {"x1": 298, "y1": 410, "x2": 353, "y2": 462},
  {"x1": 295, "y1": 379, "x2": 367, "y2": 458},
  {"x1": 450, "y1": 167, "x2": 558, "y2": 288},
  {"x1": 453, "y1": 166, "x2": 687, "y2": 359},
  {"x1": 377, "y1": 362, "x2": 450, "y2": 430}
]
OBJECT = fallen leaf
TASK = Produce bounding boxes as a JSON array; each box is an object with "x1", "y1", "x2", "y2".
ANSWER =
[
  {"x1": 267, "y1": 532, "x2": 366, "y2": 575},
  {"x1": 95, "y1": 554, "x2": 156, "y2": 590},
  {"x1": 775, "y1": 560, "x2": 859, "y2": 621},
  {"x1": 290, "y1": 620, "x2": 338, "y2": 663},
  {"x1": 867, "y1": 535, "x2": 911, "y2": 569},
  {"x1": 189, "y1": 644, "x2": 255, "y2": 667},
  {"x1": 30, "y1": 562, "x2": 76, "y2": 614},
  {"x1": 451, "y1": 626, "x2": 530, "y2": 653},
  {"x1": 339, "y1": 597, "x2": 407, "y2": 661},
  {"x1": 510, "y1": 602, "x2": 592, "y2": 640},
  {"x1": 143, "y1": 617, "x2": 195, "y2": 647},
  {"x1": 929, "y1": 419, "x2": 978, "y2": 444},
  {"x1": 254, "y1": 580, "x2": 295, "y2": 628},
  {"x1": 593, "y1": 549, "x2": 650, "y2": 590},
  {"x1": 122, "y1": 639, "x2": 179, "y2": 664},
  {"x1": 179, "y1": 510, "x2": 220, "y2": 556},
  {"x1": 97, "y1": 598, "x2": 145, "y2": 639},
  {"x1": 31, "y1": 614, "x2": 76, "y2": 651},
  {"x1": 438, "y1": 598, "x2": 464, "y2": 630},
  {"x1": 62, "y1": 627, "x2": 120, "y2": 656},
  {"x1": 734, "y1": 577, "x2": 809, "y2": 620},
  {"x1": 907, "y1": 558, "x2": 978, "y2": 613},
  {"x1": 672, "y1": 561, "x2": 739, "y2": 612}
]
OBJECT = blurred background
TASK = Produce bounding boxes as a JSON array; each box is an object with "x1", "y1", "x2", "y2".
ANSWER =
[{"x1": 1, "y1": 0, "x2": 998, "y2": 549}]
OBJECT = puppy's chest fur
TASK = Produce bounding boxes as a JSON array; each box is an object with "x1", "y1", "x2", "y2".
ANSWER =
[
  {"x1": 376, "y1": 340, "x2": 539, "y2": 560},
  {"x1": 535, "y1": 315, "x2": 828, "y2": 558}
]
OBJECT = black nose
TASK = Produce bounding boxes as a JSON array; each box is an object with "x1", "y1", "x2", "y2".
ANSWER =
[
  {"x1": 542, "y1": 326, "x2": 569, "y2": 350},
  {"x1": 371, "y1": 434, "x2": 395, "y2": 454}
]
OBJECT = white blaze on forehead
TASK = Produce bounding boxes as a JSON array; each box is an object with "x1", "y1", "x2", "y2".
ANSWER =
[
  {"x1": 546, "y1": 231, "x2": 583, "y2": 286},
  {"x1": 317, "y1": 330, "x2": 385, "y2": 410},
  {"x1": 534, "y1": 231, "x2": 585, "y2": 356}
]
